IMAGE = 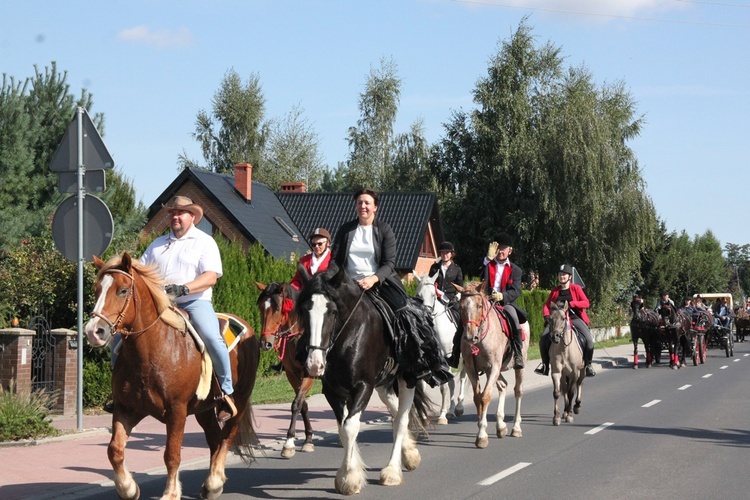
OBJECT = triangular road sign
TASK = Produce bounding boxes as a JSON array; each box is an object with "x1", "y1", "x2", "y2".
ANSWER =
[{"x1": 49, "y1": 108, "x2": 114, "y2": 172}]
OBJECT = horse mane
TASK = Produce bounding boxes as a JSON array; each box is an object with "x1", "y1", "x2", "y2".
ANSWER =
[{"x1": 99, "y1": 253, "x2": 185, "y2": 331}]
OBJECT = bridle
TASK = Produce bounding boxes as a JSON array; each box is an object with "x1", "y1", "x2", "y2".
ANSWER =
[
  {"x1": 551, "y1": 310, "x2": 574, "y2": 347},
  {"x1": 91, "y1": 268, "x2": 163, "y2": 339},
  {"x1": 261, "y1": 296, "x2": 302, "y2": 360},
  {"x1": 462, "y1": 292, "x2": 491, "y2": 352},
  {"x1": 306, "y1": 288, "x2": 365, "y2": 354}
]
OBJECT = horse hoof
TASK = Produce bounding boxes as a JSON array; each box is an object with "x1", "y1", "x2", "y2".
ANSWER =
[
  {"x1": 447, "y1": 412, "x2": 456, "y2": 420},
  {"x1": 301, "y1": 442, "x2": 315, "y2": 453},
  {"x1": 510, "y1": 428, "x2": 522, "y2": 438},
  {"x1": 497, "y1": 427, "x2": 507, "y2": 438},
  {"x1": 436, "y1": 417, "x2": 449, "y2": 425},
  {"x1": 335, "y1": 476, "x2": 362, "y2": 496},
  {"x1": 200, "y1": 484, "x2": 222, "y2": 500},
  {"x1": 379, "y1": 465, "x2": 403, "y2": 486},
  {"x1": 565, "y1": 415, "x2": 574, "y2": 423},
  {"x1": 455, "y1": 407, "x2": 464, "y2": 417},
  {"x1": 574, "y1": 406, "x2": 580, "y2": 415},
  {"x1": 281, "y1": 446, "x2": 296, "y2": 458},
  {"x1": 553, "y1": 418, "x2": 561, "y2": 426},
  {"x1": 633, "y1": 365, "x2": 638, "y2": 369},
  {"x1": 402, "y1": 448, "x2": 421, "y2": 470},
  {"x1": 475, "y1": 436, "x2": 489, "y2": 448}
]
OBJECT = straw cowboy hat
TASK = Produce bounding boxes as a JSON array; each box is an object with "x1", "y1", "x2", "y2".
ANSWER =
[{"x1": 163, "y1": 196, "x2": 203, "y2": 225}]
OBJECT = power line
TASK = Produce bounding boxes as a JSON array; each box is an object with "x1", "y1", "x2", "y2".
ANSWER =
[
  {"x1": 451, "y1": 0, "x2": 750, "y2": 28},
  {"x1": 676, "y1": 0, "x2": 750, "y2": 7}
]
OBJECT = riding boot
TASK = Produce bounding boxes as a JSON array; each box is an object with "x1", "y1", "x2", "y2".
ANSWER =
[
  {"x1": 511, "y1": 323, "x2": 524, "y2": 370},
  {"x1": 584, "y1": 346, "x2": 596, "y2": 377},
  {"x1": 448, "y1": 327, "x2": 461, "y2": 369},
  {"x1": 534, "y1": 333, "x2": 551, "y2": 376}
]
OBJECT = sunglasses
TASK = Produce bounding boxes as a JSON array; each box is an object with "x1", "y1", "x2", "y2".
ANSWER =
[{"x1": 312, "y1": 242, "x2": 327, "y2": 247}]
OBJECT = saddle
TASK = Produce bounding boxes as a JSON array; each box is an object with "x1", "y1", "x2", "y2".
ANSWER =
[
  {"x1": 170, "y1": 307, "x2": 249, "y2": 353},
  {"x1": 491, "y1": 304, "x2": 527, "y2": 341}
]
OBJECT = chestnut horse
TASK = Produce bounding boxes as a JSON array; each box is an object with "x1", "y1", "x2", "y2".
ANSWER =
[
  {"x1": 297, "y1": 263, "x2": 431, "y2": 495},
  {"x1": 255, "y1": 281, "x2": 316, "y2": 458},
  {"x1": 84, "y1": 253, "x2": 260, "y2": 500},
  {"x1": 453, "y1": 281, "x2": 529, "y2": 448},
  {"x1": 547, "y1": 301, "x2": 585, "y2": 426}
]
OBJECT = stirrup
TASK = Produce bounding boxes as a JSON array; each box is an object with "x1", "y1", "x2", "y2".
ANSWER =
[
  {"x1": 534, "y1": 363, "x2": 548, "y2": 376},
  {"x1": 217, "y1": 393, "x2": 237, "y2": 422}
]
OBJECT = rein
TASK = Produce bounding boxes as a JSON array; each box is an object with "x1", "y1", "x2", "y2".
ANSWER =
[{"x1": 307, "y1": 288, "x2": 366, "y2": 354}]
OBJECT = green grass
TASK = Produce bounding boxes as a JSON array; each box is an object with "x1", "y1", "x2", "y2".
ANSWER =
[
  {"x1": 249, "y1": 334, "x2": 634, "y2": 404},
  {"x1": 0, "y1": 381, "x2": 60, "y2": 442},
  {"x1": 251, "y1": 374, "x2": 323, "y2": 405}
]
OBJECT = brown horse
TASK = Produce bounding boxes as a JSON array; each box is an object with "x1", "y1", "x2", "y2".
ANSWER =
[
  {"x1": 255, "y1": 281, "x2": 316, "y2": 458},
  {"x1": 734, "y1": 306, "x2": 750, "y2": 343},
  {"x1": 84, "y1": 253, "x2": 260, "y2": 500},
  {"x1": 453, "y1": 281, "x2": 529, "y2": 448}
]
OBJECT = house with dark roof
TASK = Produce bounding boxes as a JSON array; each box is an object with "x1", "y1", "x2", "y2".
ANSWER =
[{"x1": 142, "y1": 164, "x2": 445, "y2": 277}]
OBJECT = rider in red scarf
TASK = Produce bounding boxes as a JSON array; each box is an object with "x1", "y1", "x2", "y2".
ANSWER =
[{"x1": 481, "y1": 233, "x2": 526, "y2": 369}]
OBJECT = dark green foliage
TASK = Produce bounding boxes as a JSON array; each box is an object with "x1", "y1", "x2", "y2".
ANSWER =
[
  {"x1": 212, "y1": 238, "x2": 297, "y2": 374},
  {"x1": 82, "y1": 355, "x2": 112, "y2": 407},
  {"x1": 516, "y1": 289, "x2": 549, "y2": 344}
]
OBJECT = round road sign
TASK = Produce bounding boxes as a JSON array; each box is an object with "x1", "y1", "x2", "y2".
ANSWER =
[{"x1": 52, "y1": 194, "x2": 114, "y2": 262}]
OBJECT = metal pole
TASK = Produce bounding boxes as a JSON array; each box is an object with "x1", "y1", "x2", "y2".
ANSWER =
[{"x1": 76, "y1": 107, "x2": 84, "y2": 431}]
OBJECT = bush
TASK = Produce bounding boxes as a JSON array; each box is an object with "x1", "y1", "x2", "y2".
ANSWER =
[
  {"x1": 0, "y1": 380, "x2": 59, "y2": 442},
  {"x1": 83, "y1": 353, "x2": 112, "y2": 407}
]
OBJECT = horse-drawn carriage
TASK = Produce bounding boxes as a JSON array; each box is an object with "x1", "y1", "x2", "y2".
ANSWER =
[{"x1": 694, "y1": 293, "x2": 734, "y2": 358}]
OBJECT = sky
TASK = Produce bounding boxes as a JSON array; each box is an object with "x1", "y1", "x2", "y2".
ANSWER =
[{"x1": 2, "y1": 0, "x2": 749, "y2": 248}]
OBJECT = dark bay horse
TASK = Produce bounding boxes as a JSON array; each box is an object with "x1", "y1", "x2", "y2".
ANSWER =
[
  {"x1": 453, "y1": 281, "x2": 529, "y2": 448},
  {"x1": 85, "y1": 253, "x2": 259, "y2": 500},
  {"x1": 629, "y1": 299, "x2": 659, "y2": 368},
  {"x1": 297, "y1": 264, "x2": 430, "y2": 495},
  {"x1": 255, "y1": 281, "x2": 316, "y2": 458},
  {"x1": 547, "y1": 301, "x2": 585, "y2": 426},
  {"x1": 734, "y1": 306, "x2": 750, "y2": 342},
  {"x1": 657, "y1": 302, "x2": 691, "y2": 369}
]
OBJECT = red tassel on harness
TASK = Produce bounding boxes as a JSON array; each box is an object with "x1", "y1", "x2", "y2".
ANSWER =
[{"x1": 282, "y1": 298, "x2": 294, "y2": 315}]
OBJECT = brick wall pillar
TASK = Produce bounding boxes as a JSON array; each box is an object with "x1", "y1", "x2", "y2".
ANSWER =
[
  {"x1": 0, "y1": 328, "x2": 35, "y2": 393},
  {"x1": 51, "y1": 329, "x2": 78, "y2": 415}
]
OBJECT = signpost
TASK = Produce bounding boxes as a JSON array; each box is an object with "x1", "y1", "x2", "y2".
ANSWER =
[{"x1": 49, "y1": 107, "x2": 114, "y2": 430}]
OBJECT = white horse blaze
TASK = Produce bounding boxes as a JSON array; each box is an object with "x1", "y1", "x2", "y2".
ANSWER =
[
  {"x1": 84, "y1": 274, "x2": 113, "y2": 347},
  {"x1": 305, "y1": 294, "x2": 329, "y2": 377}
]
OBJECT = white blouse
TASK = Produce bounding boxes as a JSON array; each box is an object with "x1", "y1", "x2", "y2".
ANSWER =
[{"x1": 346, "y1": 225, "x2": 377, "y2": 280}]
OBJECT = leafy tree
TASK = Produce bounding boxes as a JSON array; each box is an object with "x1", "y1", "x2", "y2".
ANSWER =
[
  {"x1": 261, "y1": 104, "x2": 326, "y2": 191},
  {"x1": 344, "y1": 57, "x2": 401, "y2": 190},
  {"x1": 431, "y1": 19, "x2": 656, "y2": 311},
  {"x1": 180, "y1": 69, "x2": 267, "y2": 174},
  {"x1": 725, "y1": 242, "x2": 750, "y2": 297},
  {"x1": 384, "y1": 119, "x2": 435, "y2": 191},
  {"x1": 319, "y1": 162, "x2": 348, "y2": 192}
]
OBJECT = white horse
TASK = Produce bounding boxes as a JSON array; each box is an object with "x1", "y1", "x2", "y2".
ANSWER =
[{"x1": 414, "y1": 271, "x2": 468, "y2": 423}]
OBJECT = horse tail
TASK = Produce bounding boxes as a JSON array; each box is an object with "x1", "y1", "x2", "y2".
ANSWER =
[
  {"x1": 232, "y1": 402, "x2": 260, "y2": 466},
  {"x1": 195, "y1": 351, "x2": 213, "y2": 400},
  {"x1": 408, "y1": 382, "x2": 433, "y2": 435}
]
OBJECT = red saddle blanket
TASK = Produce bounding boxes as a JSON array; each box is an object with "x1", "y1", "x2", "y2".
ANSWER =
[{"x1": 491, "y1": 304, "x2": 526, "y2": 341}]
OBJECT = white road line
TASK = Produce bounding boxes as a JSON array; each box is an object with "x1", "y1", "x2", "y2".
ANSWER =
[
  {"x1": 478, "y1": 462, "x2": 532, "y2": 485},
  {"x1": 678, "y1": 385, "x2": 691, "y2": 391},
  {"x1": 734, "y1": 358, "x2": 741, "y2": 362},
  {"x1": 744, "y1": 353, "x2": 749, "y2": 357},
  {"x1": 702, "y1": 374, "x2": 713, "y2": 378},
  {"x1": 585, "y1": 422, "x2": 614, "y2": 435},
  {"x1": 720, "y1": 365, "x2": 728, "y2": 370},
  {"x1": 642, "y1": 400, "x2": 661, "y2": 408}
]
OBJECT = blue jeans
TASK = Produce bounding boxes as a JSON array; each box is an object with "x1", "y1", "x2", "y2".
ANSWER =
[{"x1": 110, "y1": 299, "x2": 234, "y2": 395}]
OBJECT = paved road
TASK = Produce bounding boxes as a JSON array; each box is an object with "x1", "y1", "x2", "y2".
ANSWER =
[{"x1": 5, "y1": 339, "x2": 736, "y2": 499}]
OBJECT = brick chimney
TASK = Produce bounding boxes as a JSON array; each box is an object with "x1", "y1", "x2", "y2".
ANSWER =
[
  {"x1": 234, "y1": 163, "x2": 252, "y2": 201},
  {"x1": 280, "y1": 182, "x2": 307, "y2": 193}
]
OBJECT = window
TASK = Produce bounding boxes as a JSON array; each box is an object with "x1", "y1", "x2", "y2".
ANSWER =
[{"x1": 274, "y1": 216, "x2": 300, "y2": 242}]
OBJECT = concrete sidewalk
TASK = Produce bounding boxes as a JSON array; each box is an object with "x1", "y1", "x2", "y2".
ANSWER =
[{"x1": 0, "y1": 342, "x2": 633, "y2": 499}]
